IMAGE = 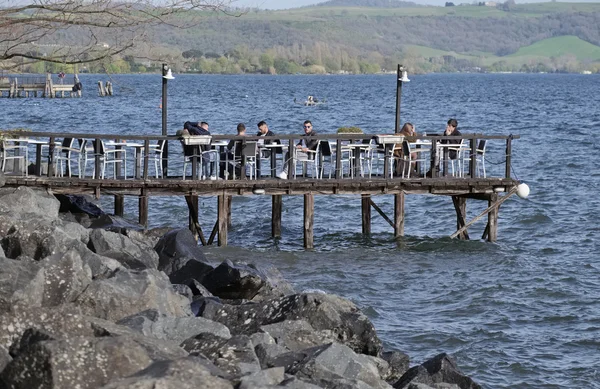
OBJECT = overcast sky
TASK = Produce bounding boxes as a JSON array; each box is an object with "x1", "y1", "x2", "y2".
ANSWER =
[{"x1": 233, "y1": 0, "x2": 600, "y2": 8}]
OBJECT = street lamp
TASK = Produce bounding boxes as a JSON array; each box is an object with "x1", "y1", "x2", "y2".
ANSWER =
[
  {"x1": 394, "y1": 64, "x2": 410, "y2": 134},
  {"x1": 162, "y1": 63, "x2": 174, "y2": 176}
]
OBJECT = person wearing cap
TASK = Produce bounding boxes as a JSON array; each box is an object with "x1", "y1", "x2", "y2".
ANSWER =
[{"x1": 277, "y1": 120, "x2": 318, "y2": 179}]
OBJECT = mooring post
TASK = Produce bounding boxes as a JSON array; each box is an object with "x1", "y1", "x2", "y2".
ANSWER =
[
  {"x1": 361, "y1": 194, "x2": 371, "y2": 235},
  {"x1": 139, "y1": 188, "x2": 148, "y2": 229},
  {"x1": 395, "y1": 64, "x2": 403, "y2": 133},
  {"x1": 304, "y1": 193, "x2": 314, "y2": 249},
  {"x1": 114, "y1": 195, "x2": 124, "y2": 217},
  {"x1": 227, "y1": 195, "x2": 233, "y2": 228},
  {"x1": 452, "y1": 196, "x2": 469, "y2": 240},
  {"x1": 188, "y1": 194, "x2": 199, "y2": 240},
  {"x1": 218, "y1": 194, "x2": 228, "y2": 247},
  {"x1": 394, "y1": 192, "x2": 405, "y2": 237},
  {"x1": 272, "y1": 195, "x2": 282, "y2": 238},
  {"x1": 487, "y1": 193, "x2": 499, "y2": 242}
]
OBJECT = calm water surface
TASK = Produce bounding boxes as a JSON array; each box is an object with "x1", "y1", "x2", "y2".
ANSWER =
[{"x1": 2, "y1": 73, "x2": 600, "y2": 388}]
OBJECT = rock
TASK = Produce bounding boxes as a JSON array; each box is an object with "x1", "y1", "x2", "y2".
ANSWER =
[
  {"x1": 381, "y1": 351, "x2": 410, "y2": 383},
  {"x1": 172, "y1": 284, "x2": 194, "y2": 300},
  {"x1": 393, "y1": 354, "x2": 480, "y2": 389},
  {"x1": 168, "y1": 259, "x2": 214, "y2": 285},
  {"x1": 154, "y1": 228, "x2": 209, "y2": 275},
  {"x1": 54, "y1": 194, "x2": 105, "y2": 217},
  {"x1": 278, "y1": 376, "x2": 323, "y2": 388},
  {"x1": 191, "y1": 296, "x2": 223, "y2": 317},
  {"x1": 0, "y1": 243, "x2": 4, "y2": 258},
  {"x1": 250, "y1": 265, "x2": 296, "y2": 302},
  {"x1": 0, "y1": 336, "x2": 153, "y2": 389},
  {"x1": 8, "y1": 327, "x2": 55, "y2": 358},
  {"x1": 98, "y1": 356, "x2": 233, "y2": 389},
  {"x1": 116, "y1": 309, "x2": 231, "y2": 343},
  {"x1": 260, "y1": 320, "x2": 335, "y2": 352},
  {"x1": 0, "y1": 345, "x2": 11, "y2": 373},
  {"x1": 0, "y1": 187, "x2": 60, "y2": 219},
  {"x1": 183, "y1": 278, "x2": 214, "y2": 297},
  {"x1": 88, "y1": 229, "x2": 159, "y2": 270},
  {"x1": 250, "y1": 332, "x2": 276, "y2": 348},
  {"x1": 0, "y1": 257, "x2": 45, "y2": 312},
  {"x1": 202, "y1": 260, "x2": 269, "y2": 300},
  {"x1": 77, "y1": 248, "x2": 123, "y2": 279},
  {"x1": 76, "y1": 269, "x2": 192, "y2": 321},
  {"x1": 39, "y1": 249, "x2": 92, "y2": 307},
  {"x1": 255, "y1": 343, "x2": 299, "y2": 370},
  {"x1": 199, "y1": 293, "x2": 382, "y2": 356},
  {"x1": 238, "y1": 367, "x2": 285, "y2": 389},
  {"x1": 289, "y1": 343, "x2": 390, "y2": 389},
  {"x1": 366, "y1": 356, "x2": 391, "y2": 383},
  {"x1": 181, "y1": 334, "x2": 261, "y2": 377},
  {"x1": 0, "y1": 171, "x2": 5, "y2": 188},
  {"x1": 89, "y1": 214, "x2": 144, "y2": 232}
]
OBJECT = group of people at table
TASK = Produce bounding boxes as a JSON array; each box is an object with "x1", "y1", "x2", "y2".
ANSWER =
[{"x1": 180, "y1": 118, "x2": 463, "y2": 180}]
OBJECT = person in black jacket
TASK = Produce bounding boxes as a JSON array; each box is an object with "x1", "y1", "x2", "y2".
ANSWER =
[
  {"x1": 440, "y1": 118, "x2": 462, "y2": 160},
  {"x1": 182, "y1": 121, "x2": 213, "y2": 179},
  {"x1": 277, "y1": 120, "x2": 318, "y2": 179}
]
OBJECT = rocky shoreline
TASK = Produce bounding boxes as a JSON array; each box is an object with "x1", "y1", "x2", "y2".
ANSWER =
[{"x1": 0, "y1": 180, "x2": 482, "y2": 388}]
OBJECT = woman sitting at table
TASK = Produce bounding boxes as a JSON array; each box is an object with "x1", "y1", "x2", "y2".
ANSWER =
[{"x1": 393, "y1": 123, "x2": 418, "y2": 173}]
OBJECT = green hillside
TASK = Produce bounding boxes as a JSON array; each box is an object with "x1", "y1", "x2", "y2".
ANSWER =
[{"x1": 506, "y1": 35, "x2": 600, "y2": 61}]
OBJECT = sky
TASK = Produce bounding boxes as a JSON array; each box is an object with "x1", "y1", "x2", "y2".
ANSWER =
[{"x1": 233, "y1": 0, "x2": 600, "y2": 8}]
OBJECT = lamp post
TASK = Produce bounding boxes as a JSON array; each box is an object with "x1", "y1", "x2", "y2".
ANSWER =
[
  {"x1": 161, "y1": 63, "x2": 174, "y2": 176},
  {"x1": 394, "y1": 64, "x2": 410, "y2": 133}
]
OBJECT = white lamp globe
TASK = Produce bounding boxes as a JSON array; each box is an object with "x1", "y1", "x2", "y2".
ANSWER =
[{"x1": 517, "y1": 183, "x2": 530, "y2": 199}]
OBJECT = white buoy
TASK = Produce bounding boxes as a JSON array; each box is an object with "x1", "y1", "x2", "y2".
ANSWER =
[
  {"x1": 252, "y1": 188, "x2": 265, "y2": 195},
  {"x1": 517, "y1": 183, "x2": 530, "y2": 199}
]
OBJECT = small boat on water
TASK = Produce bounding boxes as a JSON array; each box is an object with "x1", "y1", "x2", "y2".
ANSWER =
[{"x1": 294, "y1": 95, "x2": 325, "y2": 106}]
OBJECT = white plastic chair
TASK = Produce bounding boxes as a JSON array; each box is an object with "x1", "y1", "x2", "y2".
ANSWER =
[
  {"x1": 1, "y1": 139, "x2": 28, "y2": 176},
  {"x1": 146, "y1": 140, "x2": 165, "y2": 178},
  {"x1": 83, "y1": 140, "x2": 127, "y2": 179},
  {"x1": 293, "y1": 141, "x2": 320, "y2": 178}
]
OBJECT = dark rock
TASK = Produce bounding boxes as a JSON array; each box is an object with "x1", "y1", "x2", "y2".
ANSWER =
[
  {"x1": 168, "y1": 258, "x2": 214, "y2": 285},
  {"x1": 394, "y1": 354, "x2": 481, "y2": 389},
  {"x1": 181, "y1": 333, "x2": 261, "y2": 377},
  {"x1": 89, "y1": 214, "x2": 144, "y2": 232},
  {"x1": 98, "y1": 356, "x2": 233, "y2": 389},
  {"x1": 289, "y1": 343, "x2": 390, "y2": 389},
  {"x1": 76, "y1": 269, "x2": 192, "y2": 321},
  {"x1": 199, "y1": 293, "x2": 382, "y2": 356},
  {"x1": 76, "y1": 248, "x2": 123, "y2": 279},
  {"x1": 88, "y1": 229, "x2": 159, "y2": 270},
  {"x1": 172, "y1": 284, "x2": 194, "y2": 300},
  {"x1": 191, "y1": 296, "x2": 223, "y2": 317},
  {"x1": 54, "y1": 194, "x2": 105, "y2": 217},
  {"x1": 260, "y1": 320, "x2": 335, "y2": 352},
  {"x1": 0, "y1": 345, "x2": 12, "y2": 373},
  {"x1": 116, "y1": 309, "x2": 231, "y2": 343},
  {"x1": 182, "y1": 278, "x2": 213, "y2": 297},
  {"x1": 0, "y1": 171, "x2": 5, "y2": 188},
  {"x1": 251, "y1": 265, "x2": 296, "y2": 302},
  {"x1": 8, "y1": 328, "x2": 55, "y2": 358},
  {"x1": 279, "y1": 376, "x2": 323, "y2": 388},
  {"x1": 0, "y1": 257, "x2": 45, "y2": 312},
  {"x1": 255, "y1": 344, "x2": 301, "y2": 371},
  {"x1": 382, "y1": 351, "x2": 410, "y2": 383},
  {"x1": 202, "y1": 260, "x2": 267, "y2": 300},
  {"x1": 238, "y1": 367, "x2": 285, "y2": 389},
  {"x1": 154, "y1": 228, "x2": 209, "y2": 274},
  {"x1": 0, "y1": 187, "x2": 60, "y2": 219},
  {"x1": 0, "y1": 336, "x2": 153, "y2": 389}
]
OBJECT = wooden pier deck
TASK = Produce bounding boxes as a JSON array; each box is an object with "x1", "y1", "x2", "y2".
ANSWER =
[
  {"x1": 0, "y1": 131, "x2": 520, "y2": 248},
  {"x1": 0, "y1": 74, "x2": 82, "y2": 98}
]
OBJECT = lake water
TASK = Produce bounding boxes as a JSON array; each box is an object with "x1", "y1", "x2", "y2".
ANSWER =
[{"x1": 2, "y1": 73, "x2": 600, "y2": 388}]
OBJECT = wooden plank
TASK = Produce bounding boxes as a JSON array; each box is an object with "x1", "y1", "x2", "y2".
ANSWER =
[
  {"x1": 272, "y1": 195, "x2": 282, "y2": 238},
  {"x1": 488, "y1": 193, "x2": 498, "y2": 242},
  {"x1": 138, "y1": 188, "x2": 148, "y2": 229},
  {"x1": 208, "y1": 220, "x2": 218, "y2": 246},
  {"x1": 505, "y1": 137, "x2": 512, "y2": 178},
  {"x1": 227, "y1": 195, "x2": 233, "y2": 227},
  {"x1": 114, "y1": 195, "x2": 124, "y2": 217},
  {"x1": 304, "y1": 193, "x2": 314, "y2": 249},
  {"x1": 394, "y1": 192, "x2": 405, "y2": 237},
  {"x1": 452, "y1": 196, "x2": 469, "y2": 240},
  {"x1": 184, "y1": 195, "x2": 206, "y2": 246},
  {"x1": 369, "y1": 199, "x2": 394, "y2": 228},
  {"x1": 361, "y1": 194, "x2": 371, "y2": 235},
  {"x1": 218, "y1": 194, "x2": 228, "y2": 247}
]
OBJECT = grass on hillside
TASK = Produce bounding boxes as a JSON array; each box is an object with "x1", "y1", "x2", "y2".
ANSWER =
[{"x1": 506, "y1": 35, "x2": 600, "y2": 61}]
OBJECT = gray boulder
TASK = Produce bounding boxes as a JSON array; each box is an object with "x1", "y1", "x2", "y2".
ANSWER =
[
  {"x1": 199, "y1": 293, "x2": 382, "y2": 356},
  {"x1": 116, "y1": 309, "x2": 231, "y2": 343},
  {"x1": 0, "y1": 336, "x2": 153, "y2": 389},
  {"x1": 39, "y1": 249, "x2": 92, "y2": 307},
  {"x1": 279, "y1": 377, "x2": 323, "y2": 388},
  {"x1": 154, "y1": 228, "x2": 209, "y2": 274},
  {"x1": 381, "y1": 351, "x2": 410, "y2": 383},
  {"x1": 0, "y1": 187, "x2": 60, "y2": 219},
  {"x1": 88, "y1": 229, "x2": 159, "y2": 270},
  {"x1": 0, "y1": 171, "x2": 5, "y2": 188},
  {"x1": 89, "y1": 214, "x2": 144, "y2": 232},
  {"x1": 181, "y1": 333, "x2": 261, "y2": 377},
  {"x1": 251, "y1": 265, "x2": 296, "y2": 302},
  {"x1": 76, "y1": 269, "x2": 191, "y2": 321},
  {"x1": 8, "y1": 327, "x2": 55, "y2": 357},
  {"x1": 54, "y1": 194, "x2": 105, "y2": 218},
  {"x1": 289, "y1": 343, "x2": 391, "y2": 389},
  {"x1": 238, "y1": 367, "x2": 285, "y2": 389},
  {"x1": 255, "y1": 344, "x2": 303, "y2": 371},
  {"x1": 260, "y1": 320, "x2": 336, "y2": 352},
  {"x1": 98, "y1": 356, "x2": 233, "y2": 389},
  {"x1": 0, "y1": 345, "x2": 11, "y2": 373},
  {"x1": 393, "y1": 354, "x2": 481, "y2": 389},
  {"x1": 169, "y1": 258, "x2": 214, "y2": 285},
  {"x1": 0, "y1": 257, "x2": 45, "y2": 312}
]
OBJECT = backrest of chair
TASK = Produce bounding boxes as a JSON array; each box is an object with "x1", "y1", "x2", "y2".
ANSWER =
[
  {"x1": 156, "y1": 140, "x2": 166, "y2": 154},
  {"x1": 91, "y1": 140, "x2": 105, "y2": 155},
  {"x1": 402, "y1": 140, "x2": 411, "y2": 161},
  {"x1": 321, "y1": 140, "x2": 332, "y2": 157},
  {"x1": 242, "y1": 141, "x2": 257, "y2": 158},
  {"x1": 477, "y1": 139, "x2": 487, "y2": 155},
  {"x1": 61, "y1": 137, "x2": 74, "y2": 148}
]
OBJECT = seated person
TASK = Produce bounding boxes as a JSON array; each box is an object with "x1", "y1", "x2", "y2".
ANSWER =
[
  {"x1": 440, "y1": 118, "x2": 462, "y2": 160},
  {"x1": 257, "y1": 120, "x2": 280, "y2": 158},
  {"x1": 277, "y1": 120, "x2": 318, "y2": 179},
  {"x1": 182, "y1": 120, "x2": 213, "y2": 179},
  {"x1": 393, "y1": 122, "x2": 418, "y2": 174},
  {"x1": 220, "y1": 123, "x2": 247, "y2": 179}
]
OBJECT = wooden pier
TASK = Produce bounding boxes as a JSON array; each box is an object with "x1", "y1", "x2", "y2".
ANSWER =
[
  {"x1": 0, "y1": 74, "x2": 82, "y2": 98},
  {"x1": 0, "y1": 131, "x2": 520, "y2": 248}
]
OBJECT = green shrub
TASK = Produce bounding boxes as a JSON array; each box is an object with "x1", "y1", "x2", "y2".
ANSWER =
[{"x1": 337, "y1": 126, "x2": 363, "y2": 134}]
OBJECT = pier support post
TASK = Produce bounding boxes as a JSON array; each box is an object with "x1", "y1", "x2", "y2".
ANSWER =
[
  {"x1": 227, "y1": 195, "x2": 233, "y2": 228},
  {"x1": 218, "y1": 194, "x2": 228, "y2": 247},
  {"x1": 304, "y1": 194, "x2": 314, "y2": 249},
  {"x1": 188, "y1": 194, "x2": 199, "y2": 241},
  {"x1": 394, "y1": 192, "x2": 405, "y2": 237},
  {"x1": 452, "y1": 196, "x2": 470, "y2": 240},
  {"x1": 114, "y1": 195, "x2": 124, "y2": 217},
  {"x1": 361, "y1": 194, "x2": 371, "y2": 235},
  {"x1": 272, "y1": 195, "x2": 282, "y2": 238},
  {"x1": 138, "y1": 188, "x2": 148, "y2": 229},
  {"x1": 487, "y1": 193, "x2": 498, "y2": 242}
]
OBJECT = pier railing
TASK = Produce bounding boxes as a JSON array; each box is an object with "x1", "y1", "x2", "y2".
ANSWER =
[{"x1": 1, "y1": 131, "x2": 519, "y2": 181}]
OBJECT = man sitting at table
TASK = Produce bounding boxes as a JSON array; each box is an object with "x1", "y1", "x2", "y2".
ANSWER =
[
  {"x1": 441, "y1": 118, "x2": 462, "y2": 160},
  {"x1": 220, "y1": 123, "x2": 246, "y2": 179},
  {"x1": 257, "y1": 120, "x2": 279, "y2": 158},
  {"x1": 277, "y1": 120, "x2": 318, "y2": 179},
  {"x1": 182, "y1": 120, "x2": 214, "y2": 179}
]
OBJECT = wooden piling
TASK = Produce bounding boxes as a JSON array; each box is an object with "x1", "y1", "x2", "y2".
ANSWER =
[
  {"x1": 138, "y1": 188, "x2": 148, "y2": 228},
  {"x1": 114, "y1": 195, "x2": 124, "y2": 216},
  {"x1": 106, "y1": 81, "x2": 113, "y2": 96},
  {"x1": 487, "y1": 193, "x2": 498, "y2": 242},
  {"x1": 394, "y1": 192, "x2": 405, "y2": 237},
  {"x1": 361, "y1": 194, "x2": 371, "y2": 235},
  {"x1": 452, "y1": 196, "x2": 469, "y2": 240},
  {"x1": 218, "y1": 194, "x2": 228, "y2": 247},
  {"x1": 187, "y1": 194, "x2": 199, "y2": 240},
  {"x1": 98, "y1": 81, "x2": 106, "y2": 97},
  {"x1": 272, "y1": 195, "x2": 282, "y2": 238},
  {"x1": 227, "y1": 195, "x2": 233, "y2": 228},
  {"x1": 304, "y1": 194, "x2": 314, "y2": 249}
]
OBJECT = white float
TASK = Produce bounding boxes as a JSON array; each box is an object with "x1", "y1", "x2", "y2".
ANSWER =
[{"x1": 517, "y1": 183, "x2": 530, "y2": 199}]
